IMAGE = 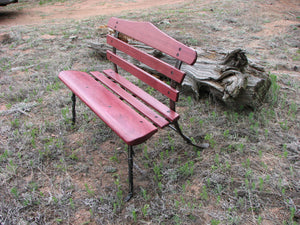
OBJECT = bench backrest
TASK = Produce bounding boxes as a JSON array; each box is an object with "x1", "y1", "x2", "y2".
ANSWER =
[{"x1": 106, "y1": 17, "x2": 197, "y2": 109}]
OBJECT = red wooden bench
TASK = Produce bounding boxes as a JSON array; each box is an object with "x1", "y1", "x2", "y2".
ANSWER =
[{"x1": 59, "y1": 17, "x2": 208, "y2": 201}]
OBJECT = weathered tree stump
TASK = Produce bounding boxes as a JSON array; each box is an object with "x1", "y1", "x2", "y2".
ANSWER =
[
  {"x1": 181, "y1": 48, "x2": 271, "y2": 109},
  {"x1": 88, "y1": 40, "x2": 271, "y2": 109}
]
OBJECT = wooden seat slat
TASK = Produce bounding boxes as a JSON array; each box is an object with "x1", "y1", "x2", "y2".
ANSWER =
[
  {"x1": 102, "y1": 69, "x2": 180, "y2": 122},
  {"x1": 90, "y1": 71, "x2": 169, "y2": 128},
  {"x1": 107, "y1": 35, "x2": 186, "y2": 84},
  {"x1": 107, "y1": 50, "x2": 179, "y2": 102},
  {"x1": 107, "y1": 17, "x2": 197, "y2": 65},
  {"x1": 58, "y1": 70, "x2": 157, "y2": 146}
]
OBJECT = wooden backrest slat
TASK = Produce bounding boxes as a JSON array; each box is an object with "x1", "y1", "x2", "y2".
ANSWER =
[
  {"x1": 102, "y1": 69, "x2": 180, "y2": 122},
  {"x1": 107, "y1": 35, "x2": 186, "y2": 84},
  {"x1": 107, "y1": 17, "x2": 197, "y2": 65},
  {"x1": 107, "y1": 50, "x2": 179, "y2": 102}
]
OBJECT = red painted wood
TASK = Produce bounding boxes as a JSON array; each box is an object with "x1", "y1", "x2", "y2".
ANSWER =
[
  {"x1": 102, "y1": 69, "x2": 180, "y2": 122},
  {"x1": 107, "y1": 50, "x2": 179, "y2": 102},
  {"x1": 58, "y1": 70, "x2": 157, "y2": 145},
  {"x1": 90, "y1": 71, "x2": 169, "y2": 128},
  {"x1": 107, "y1": 17, "x2": 197, "y2": 65},
  {"x1": 107, "y1": 35, "x2": 186, "y2": 84}
]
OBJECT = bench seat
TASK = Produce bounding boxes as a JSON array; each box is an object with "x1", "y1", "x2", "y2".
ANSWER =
[{"x1": 59, "y1": 70, "x2": 158, "y2": 146}]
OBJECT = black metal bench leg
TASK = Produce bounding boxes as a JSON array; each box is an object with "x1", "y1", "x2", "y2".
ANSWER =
[
  {"x1": 170, "y1": 120, "x2": 209, "y2": 149},
  {"x1": 124, "y1": 145, "x2": 134, "y2": 202},
  {"x1": 71, "y1": 92, "x2": 76, "y2": 125}
]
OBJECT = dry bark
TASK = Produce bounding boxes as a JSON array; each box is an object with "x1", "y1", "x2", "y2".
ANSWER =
[{"x1": 181, "y1": 48, "x2": 271, "y2": 109}]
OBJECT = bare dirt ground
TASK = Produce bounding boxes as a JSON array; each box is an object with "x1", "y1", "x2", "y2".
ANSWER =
[
  {"x1": 1, "y1": 0, "x2": 299, "y2": 70},
  {"x1": 0, "y1": 0, "x2": 185, "y2": 26},
  {"x1": 0, "y1": 0, "x2": 300, "y2": 224}
]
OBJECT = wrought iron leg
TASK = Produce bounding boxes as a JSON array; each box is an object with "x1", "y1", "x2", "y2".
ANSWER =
[
  {"x1": 124, "y1": 145, "x2": 134, "y2": 202},
  {"x1": 71, "y1": 93, "x2": 76, "y2": 125},
  {"x1": 169, "y1": 120, "x2": 209, "y2": 149}
]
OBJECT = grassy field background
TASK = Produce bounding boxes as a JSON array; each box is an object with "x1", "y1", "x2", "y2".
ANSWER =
[{"x1": 0, "y1": 0, "x2": 299, "y2": 224}]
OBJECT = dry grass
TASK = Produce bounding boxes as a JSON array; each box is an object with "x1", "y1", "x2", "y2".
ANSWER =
[{"x1": 0, "y1": 0, "x2": 299, "y2": 224}]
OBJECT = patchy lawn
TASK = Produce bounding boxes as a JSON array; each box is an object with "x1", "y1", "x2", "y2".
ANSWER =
[{"x1": 0, "y1": 0, "x2": 299, "y2": 224}]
